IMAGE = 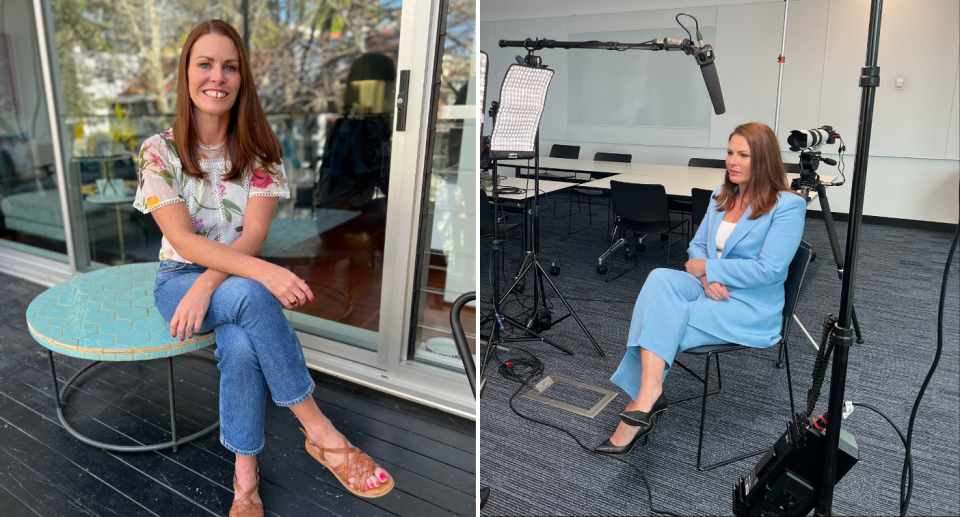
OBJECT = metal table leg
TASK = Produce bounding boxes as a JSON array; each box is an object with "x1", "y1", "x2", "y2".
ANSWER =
[{"x1": 46, "y1": 350, "x2": 219, "y2": 452}]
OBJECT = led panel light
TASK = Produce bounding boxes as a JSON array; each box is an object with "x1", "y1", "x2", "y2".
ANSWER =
[
  {"x1": 479, "y1": 51, "x2": 488, "y2": 128},
  {"x1": 489, "y1": 64, "x2": 554, "y2": 160}
]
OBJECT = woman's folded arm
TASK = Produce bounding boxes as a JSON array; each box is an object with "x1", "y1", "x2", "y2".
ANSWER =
[{"x1": 705, "y1": 194, "x2": 806, "y2": 289}]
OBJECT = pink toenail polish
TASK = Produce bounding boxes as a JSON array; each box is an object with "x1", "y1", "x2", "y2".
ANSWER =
[{"x1": 380, "y1": 473, "x2": 386, "y2": 480}]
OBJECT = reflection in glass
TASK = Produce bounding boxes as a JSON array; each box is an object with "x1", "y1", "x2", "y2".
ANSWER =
[
  {"x1": 0, "y1": 0, "x2": 63, "y2": 261},
  {"x1": 409, "y1": 0, "x2": 476, "y2": 371}
]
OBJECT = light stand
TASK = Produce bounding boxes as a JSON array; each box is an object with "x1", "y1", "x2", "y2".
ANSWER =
[
  {"x1": 485, "y1": 58, "x2": 605, "y2": 358},
  {"x1": 816, "y1": 0, "x2": 884, "y2": 512},
  {"x1": 479, "y1": 56, "x2": 574, "y2": 379},
  {"x1": 733, "y1": 1, "x2": 884, "y2": 515}
]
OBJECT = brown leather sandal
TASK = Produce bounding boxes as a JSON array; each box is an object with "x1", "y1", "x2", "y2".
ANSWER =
[
  {"x1": 229, "y1": 472, "x2": 264, "y2": 517},
  {"x1": 300, "y1": 428, "x2": 394, "y2": 498}
]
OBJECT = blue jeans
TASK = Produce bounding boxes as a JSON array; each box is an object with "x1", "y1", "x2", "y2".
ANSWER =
[{"x1": 153, "y1": 259, "x2": 315, "y2": 456}]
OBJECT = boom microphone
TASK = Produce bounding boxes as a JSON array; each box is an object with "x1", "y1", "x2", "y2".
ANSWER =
[
  {"x1": 662, "y1": 36, "x2": 726, "y2": 115},
  {"x1": 694, "y1": 44, "x2": 725, "y2": 115}
]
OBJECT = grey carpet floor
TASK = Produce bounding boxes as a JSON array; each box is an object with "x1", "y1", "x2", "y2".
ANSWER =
[{"x1": 479, "y1": 192, "x2": 959, "y2": 516}]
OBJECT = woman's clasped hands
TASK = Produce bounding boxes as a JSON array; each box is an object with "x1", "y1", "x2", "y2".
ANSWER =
[
  {"x1": 685, "y1": 258, "x2": 730, "y2": 302},
  {"x1": 169, "y1": 263, "x2": 315, "y2": 342}
]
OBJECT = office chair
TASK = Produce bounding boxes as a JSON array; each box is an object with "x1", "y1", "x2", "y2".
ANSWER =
[
  {"x1": 594, "y1": 152, "x2": 631, "y2": 163},
  {"x1": 566, "y1": 152, "x2": 631, "y2": 235},
  {"x1": 549, "y1": 144, "x2": 580, "y2": 159},
  {"x1": 688, "y1": 157, "x2": 727, "y2": 169},
  {"x1": 537, "y1": 144, "x2": 580, "y2": 181},
  {"x1": 691, "y1": 188, "x2": 714, "y2": 229},
  {"x1": 671, "y1": 243, "x2": 813, "y2": 471},
  {"x1": 601, "y1": 181, "x2": 690, "y2": 282}
]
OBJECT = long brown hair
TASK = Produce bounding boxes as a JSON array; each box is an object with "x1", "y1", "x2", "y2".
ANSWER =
[
  {"x1": 173, "y1": 20, "x2": 282, "y2": 182},
  {"x1": 714, "y1": 122, "x2": 799, "y2": 219}
]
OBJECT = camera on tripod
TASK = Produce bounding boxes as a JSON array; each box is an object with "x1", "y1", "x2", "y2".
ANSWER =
[{"x1": 787, "y1": 125, "x2": 841, "y2": 192}]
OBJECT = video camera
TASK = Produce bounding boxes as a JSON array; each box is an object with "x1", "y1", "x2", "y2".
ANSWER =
[{"x1": 788, "y1": 125, "x2": 843, "y2": 192}]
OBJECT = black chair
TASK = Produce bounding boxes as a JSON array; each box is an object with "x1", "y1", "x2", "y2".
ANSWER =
[
  {"x1": 691, "y1": 188, "x2": 714, "y2": 229},
  {"x1": 688, "y1": 157, "x2": 727, "y2": 169},
  {"x1": 538, "y1": 144, "x2": 581, "y2": 182},
  {"x1": 671, "y1": 243, "x2": 813, "y2": 471},
  {"x1": 674, "y1": 157, "x2": 726, "y2": 220},
  {"x1": 594, "y1": 152, "x2": 631, "y2": 163},
  {"x1": 601, "y1": 181, "x2": 690, "y2": 282},
  {"x1": 549, "y1": 144, "x2": 580, "y2": 159},
  {"x1": 566, "y1": 152, "x2": 631, "y2": 235}
]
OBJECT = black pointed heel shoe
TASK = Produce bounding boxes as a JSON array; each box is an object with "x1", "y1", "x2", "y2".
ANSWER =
[
  {"x1": 593, "y1": 411, "x2": 664, "y2": 456},
  {"x1": 619, "y1": 392, "x2": 668, "y2": 426}
]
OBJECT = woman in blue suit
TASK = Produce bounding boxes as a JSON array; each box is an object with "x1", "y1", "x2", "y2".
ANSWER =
[{"x1": 595, "y1": 122, "x2": 807, "y2": 455}]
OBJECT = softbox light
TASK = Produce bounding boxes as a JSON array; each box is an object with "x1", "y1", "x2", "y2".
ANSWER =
[
  {"x1": 479, "y1": 51, "x2": 488, "y2": 129},
  {"x1": 489, "y1": 64, "x2": 554, "y2": 160}
]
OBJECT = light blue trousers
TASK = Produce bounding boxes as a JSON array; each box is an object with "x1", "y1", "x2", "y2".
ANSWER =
[
  {"x1": 610, "y1": 268, "x2": 731, "y2": 402},
  {"x1": 153, "y1": 260, "x2": 315, "y2": 456}
]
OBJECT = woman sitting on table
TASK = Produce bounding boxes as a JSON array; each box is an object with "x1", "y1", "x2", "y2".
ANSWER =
[
  {"x1": 595, "y1": 121, "x2": 806, "y2": 455},
  {"x1": 134, "y1": 20, "x2": 392, "y2": 517}
]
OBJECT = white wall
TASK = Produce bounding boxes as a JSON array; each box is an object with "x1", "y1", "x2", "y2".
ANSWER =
[{"x1": 481, "y1": 0, "x2": 960, "y2": 224}]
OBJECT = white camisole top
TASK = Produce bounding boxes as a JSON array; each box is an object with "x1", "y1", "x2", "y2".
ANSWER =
[{"x1": 715, "y1": 220, "x2": 737, "y2": 258}]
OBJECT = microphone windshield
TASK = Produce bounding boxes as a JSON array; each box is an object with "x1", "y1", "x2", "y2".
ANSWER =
[{"x1": 700, "y1": 60, "x2": 725, "y2": 115}]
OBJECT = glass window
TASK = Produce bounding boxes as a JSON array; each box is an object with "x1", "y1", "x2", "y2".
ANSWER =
[
  {"x1": 250, "y1": 0, "x2": 402, "y2": 353},
  {"x1": 408, "y1": 0, "x2": 476, "y2": 371},
  {"x1": 48, "y1": 0, "x2": 404, "y2": 353},
  {"x1": 0, "y1": 0, "x2": 64, "y2": 262},
  {"x1": 50, "y1": 1, "x2": 244, "y2": 269}
]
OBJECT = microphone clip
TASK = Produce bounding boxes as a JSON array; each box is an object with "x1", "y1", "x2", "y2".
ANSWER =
[{"x1": 693, "y1": 44, "x2": 716, "y2": 66}]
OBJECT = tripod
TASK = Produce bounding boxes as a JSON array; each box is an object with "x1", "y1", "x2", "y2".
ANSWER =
[
  {"x1": 800, "y1": 176, "x2": 866, "y2": 342},
  {"x1": 493, "y1": 131, "x2": 605, "y2": 358},
  {"x1": 479, "y1": 108, "x2": 601, "y2": 386}
]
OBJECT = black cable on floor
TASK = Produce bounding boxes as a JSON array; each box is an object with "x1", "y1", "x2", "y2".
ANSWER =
[
  {"x1": 489, "y1": 347, "x2": 684, "y2": 517},
  {"x1": 899, "y1": 223, "x2": 958, "y2": 516},
  {"x1": 849, "y1": 401, "x2": 912, "y2": 507}
]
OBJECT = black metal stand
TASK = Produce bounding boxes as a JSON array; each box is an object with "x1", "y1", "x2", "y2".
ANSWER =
[
  {"x1": 812, "y1": 182, "x2": 865, "y2": 345},
  {"x1": 774, "y1": 180, "x2": 867, "y2": 369},
  {"x1": 480, "y1": 155, "x2": 578, "y2": 384},
  {"x1": 492, "y1": 133, "x2": 605, "y2": 357},
  {"x1": 816, "y1": 0, "x2": 884, "y2": 513},
  {"x1": 46, "y1": 350, "x2": 219, "y2": 452}
]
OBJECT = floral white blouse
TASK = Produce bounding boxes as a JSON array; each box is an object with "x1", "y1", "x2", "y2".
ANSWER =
[{"x1": 133, "y1": 129, "x2": 290, "y2": 263}]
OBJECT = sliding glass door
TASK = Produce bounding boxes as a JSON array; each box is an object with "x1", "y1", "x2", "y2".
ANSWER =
[{"x1": 29, "y1": 0, "x2": 474, "y2": 413}]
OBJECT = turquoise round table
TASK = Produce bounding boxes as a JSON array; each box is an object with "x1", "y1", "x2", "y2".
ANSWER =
[{"x1": 25, "y1": 262, "x2": 219, "y2": 452}]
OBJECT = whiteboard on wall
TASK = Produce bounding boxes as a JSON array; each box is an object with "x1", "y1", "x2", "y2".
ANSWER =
[{"x1": 567, "y1": 26, "x2": 716, "y2": 129}]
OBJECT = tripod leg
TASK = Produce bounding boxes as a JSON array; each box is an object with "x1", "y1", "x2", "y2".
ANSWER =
[
  {"x1": 501, "y1": 314, "x2": 574, "y2": 355},
  {"x1": 479, "y1": 316, "x2": 499, "y2": 380},
  {"x1": 498, "y1": 254, "x2": 534, "y2": 306},
  {"x1": 535, "y1": 261, "x2": 605, "y2": 356},
  {"x1": 851, "y1": 306, "x2": 865, "y2": 344}
]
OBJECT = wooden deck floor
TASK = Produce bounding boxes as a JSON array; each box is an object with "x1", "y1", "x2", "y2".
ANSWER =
[{"x1": 0, "y1": 272, "x2": 476, "y2": 517}]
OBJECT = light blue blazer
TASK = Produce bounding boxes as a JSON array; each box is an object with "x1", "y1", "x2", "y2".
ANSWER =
[{"x1": 686, "y1": 186, "x2": 807, "y2": 348}]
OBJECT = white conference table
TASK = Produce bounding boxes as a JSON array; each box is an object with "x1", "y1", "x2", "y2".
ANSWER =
[
  {"x1": 499, "y1": 157, "x2": 641, "y2": 179},
  {"x1": 578, "y1": 166, "x2": 834, "y2": 200},
  {"x1": 483, "y1": 176, "x2": 576, "y2": 200}
]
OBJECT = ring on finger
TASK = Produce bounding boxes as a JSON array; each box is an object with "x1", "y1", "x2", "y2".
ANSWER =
[{"x1": 186, "y1": 327, "x2": 194, "y2": 332}]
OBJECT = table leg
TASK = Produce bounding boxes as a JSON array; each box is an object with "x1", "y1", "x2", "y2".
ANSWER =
[
  {"x1": 115, "y1": 203, "x2": 126, "y2": 263},
  {"x1": 167, "y1": 357, "x2": 179, "y2": 452}
]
